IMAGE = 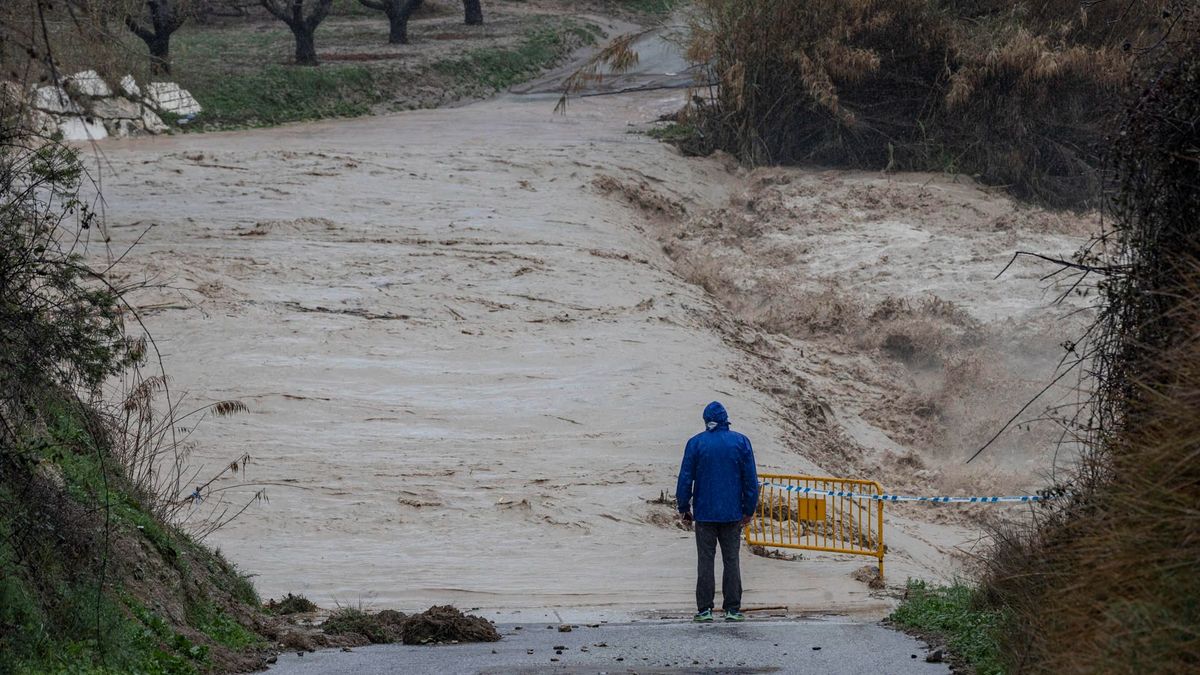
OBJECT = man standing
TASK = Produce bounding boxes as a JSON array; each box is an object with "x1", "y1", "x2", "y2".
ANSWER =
[{"x1": 677, "y1": 401, "x2": 759, "y2": 622}]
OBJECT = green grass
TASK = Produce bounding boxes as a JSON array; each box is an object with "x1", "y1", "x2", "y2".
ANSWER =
[
  {"x1": 186, "y1": 600, "x2": 262, "y2": 651},
  {"x1": 160, "y1": 15, "x2": 597, "y2": 130},
  {"x1": 1, "y1": 397, "x2": 263, "y2": 674},
  {"x1": 647, "y1": 122, "x2": 696, "y2": 142},
  {"x1": 0, "y1": 402, "x2": 200, "y2": 674},
  {"x1": 432, "y1": 23, "x2": 592, "y2": 91},
  {"x1": 184, "y1": 63, "x2": 378, "y2": 128},
  {"x1": 126, "y1": 597, "x2": 210, "y2": 673},
  {"x1": 218, "y1": 556, "x2": 262, "y2": 610},
  {"x1": 890, "y1": 580, "x2": 1007, "y2": 675},
  {"x1": 612, "y1": 0, "x2": 680, "y2": 17},
  {"x1": 0, "y1": 572, "x2": 206, "y2": 674},
  {"x1": 42, "y1": 402, "x2": 185, "y2": 567},
  {"x1": 165, "y1": 22, "x2": 378, "y2": 128}
]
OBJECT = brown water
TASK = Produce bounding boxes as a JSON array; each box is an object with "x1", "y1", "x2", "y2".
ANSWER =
[{"x1": 86, "y1": 80, "x2": 1088, "y2": 617}]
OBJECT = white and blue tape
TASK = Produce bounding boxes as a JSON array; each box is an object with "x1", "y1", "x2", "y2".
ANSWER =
[{"x1": 759, "y1": 481, "x2": 1051, "y2": 504}]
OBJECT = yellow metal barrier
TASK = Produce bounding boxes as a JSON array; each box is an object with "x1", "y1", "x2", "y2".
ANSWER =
[{"x1": 745, "y1": 473, "x2": 885, "y2": 578}]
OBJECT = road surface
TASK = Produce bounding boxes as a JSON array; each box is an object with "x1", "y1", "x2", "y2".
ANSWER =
[{"x1": 268, "y1": 617, "x2": 949, "y2": 674}]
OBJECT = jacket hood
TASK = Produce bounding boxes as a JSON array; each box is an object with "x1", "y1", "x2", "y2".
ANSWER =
[{"x1": 703, "y1": 401, "x2": 729, "y2": 428}]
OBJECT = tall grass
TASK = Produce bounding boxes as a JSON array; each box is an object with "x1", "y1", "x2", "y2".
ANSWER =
[
  {"x1": 980, "y1": 24, "x2": 1200, "y2": 673},
  {"x1": 675, "y1": 0, "x2": 1186, "y2": 207}
]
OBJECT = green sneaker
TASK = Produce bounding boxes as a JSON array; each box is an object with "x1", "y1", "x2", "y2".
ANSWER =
[
  {"x1": 693, "y1": 609, "x2": 714, "y2": 623},
  {"x1": 724, "y1": 610, "x2": 746, "y2": 622}
]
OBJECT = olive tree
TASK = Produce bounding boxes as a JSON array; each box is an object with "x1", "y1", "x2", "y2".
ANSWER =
[
  {"x1": 123, "y1": 0, "x2": 190, "y2": 75},
  {"x1": 356, "y1": 0, "x2": 422, "y2": 45},
  {"x1": 463, "y1": 0, "x2": 482, "y2": 25},
  {"x1": 260, "y1": 0, "x2": 334, "y2": 66}
]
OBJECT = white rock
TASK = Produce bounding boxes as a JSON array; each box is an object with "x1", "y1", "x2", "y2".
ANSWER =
[
  {"x1": 144, "y1": 82, "x2": 202, "y2": 117},
  {"x1": 57, "y1": 116, "x2": 108, "y2": 141},
  {"x1": 141, "y1": 106, "x2": 170, "y2": 134},
  {"x1": 103, "y1": 118, "x2": 146, "y2": 138},
  {"x1": 33, "y1": 86, "x2": 82, "y2": 114},
  {"x1": 119, "y1": 75, "x2": 141, "y2": 98},
  {"x1": 91, "y1": 97, "x2": 142, "y2": 120},
  {"x1": 31, "y1": 110, "x2": 59, "y2": 137},
  {"x1": 67, "y1": 70, "x2": 112, "y2": 97}
]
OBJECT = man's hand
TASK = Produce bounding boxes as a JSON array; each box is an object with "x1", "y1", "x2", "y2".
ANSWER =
[
  {"x1": 740, "y1": 514, "x2": 754, "y2": 528},
  {"x1": 679, "y1": 511, "x2": 693, "y2": 530}
]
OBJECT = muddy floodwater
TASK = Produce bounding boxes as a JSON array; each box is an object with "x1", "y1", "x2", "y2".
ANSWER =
[{"x1": 88, "y1": 60, "x2": 1091, "y2": 615}]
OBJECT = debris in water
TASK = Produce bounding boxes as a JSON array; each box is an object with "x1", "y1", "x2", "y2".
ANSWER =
[
  {"x1": 401, "y1": 605, "x2": 500, "y2": 645},
  {"x1": 851, "y1": 565, "x2": 886, "y2": 590}
]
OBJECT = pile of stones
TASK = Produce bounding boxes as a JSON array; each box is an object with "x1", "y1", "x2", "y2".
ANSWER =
[{"x1": 21, "y1": 70, "x2": 202, "y2": 141}]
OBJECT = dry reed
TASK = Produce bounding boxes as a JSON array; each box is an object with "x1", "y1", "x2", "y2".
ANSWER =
[
  {"x1": 982, "y1": 24, "x2": 1200, "y2": 672},
  {"x1": 674, "y1": 0, "x2": 1189, "y2": 207}
]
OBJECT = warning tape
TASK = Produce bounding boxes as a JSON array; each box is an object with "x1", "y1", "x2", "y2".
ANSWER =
[{"x1": 759, "y1": 481, "x2": 1052, "y2": 504}]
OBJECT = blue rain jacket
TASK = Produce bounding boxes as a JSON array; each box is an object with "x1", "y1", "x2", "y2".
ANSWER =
[{"x1": 676, "y1": 401, "x2": 759, "y2": 523}]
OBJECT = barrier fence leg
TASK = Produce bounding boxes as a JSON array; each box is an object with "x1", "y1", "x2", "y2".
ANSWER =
[{"x1": 877, "y1": 499, "x2": 885, "y2": 580}]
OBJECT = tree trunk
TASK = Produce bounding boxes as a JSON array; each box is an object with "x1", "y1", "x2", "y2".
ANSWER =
[
  {"x1": 291, "y1": 23, "x2": 318, "y2": 65},
  {"x1": 463, "y1": 0, "x2": 483, "y2": 25},
  {"x1": 385, "y1": 6, "x2": 409, "y2": 44},
  {"x1": 148, "y1": 34, "x2": 172, "y2": 75},
  {"x1": 383, "y1": 0, "x2": 422, "y2": 45}
]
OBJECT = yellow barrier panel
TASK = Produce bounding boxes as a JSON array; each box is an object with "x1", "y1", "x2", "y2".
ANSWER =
[{"x1": 744, "y1": 473, "x2": 885, "y2": 578}]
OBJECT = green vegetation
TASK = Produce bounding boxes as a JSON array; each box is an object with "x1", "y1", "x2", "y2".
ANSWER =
[
  {"x1": 433, "y1": 24, "x2": 595, "y2": 91},
  {"x1": 161, "y1": 15, "x2": 597, "y2": 130},
  {"x1": 165, "y1": 20, "x2": 376, "y2": 128},
  {"x1": 0, "y1": 394, "x2": 265, "y2": 674},
  {"x1": 126, "y1": 598, "x2": 213, "y2": 673},
  {"x1": 646, "y1": 122, "x2": 696, "y2": 143},
  {"x1": 1, "y1": 123, "x2": 268, "y2": 673},
  {"x1": 188, "y1": 601, "x2": 262, "y2": 651},
  {"x1": 181, "y1": 62, "x2": 377, "y2": 128},
  {"x1": 890, "y1": 580, "x2": 1006, "y2": 675},
  {"x1": 982, "y1": 29, "x2": 1200, "y2": 672},
  {"x1": 611, "y1": 0, "x2": 679, "y2": 17}
]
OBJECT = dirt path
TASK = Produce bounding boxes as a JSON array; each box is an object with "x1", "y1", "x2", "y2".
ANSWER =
[{"x1": 85, "y1": 31, "x2": 1090, "y2": 616}]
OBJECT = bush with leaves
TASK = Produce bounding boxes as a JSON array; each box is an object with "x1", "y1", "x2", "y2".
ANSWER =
[{"x1": 0, "y1": 137, "x2": 141, "y2": 459}]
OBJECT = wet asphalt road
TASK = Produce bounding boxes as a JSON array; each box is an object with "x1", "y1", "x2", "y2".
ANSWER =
[{"x1": 268, "y1": 618, "x2": 949, "y2": 674}]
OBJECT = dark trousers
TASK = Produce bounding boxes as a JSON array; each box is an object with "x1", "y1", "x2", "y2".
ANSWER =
[{"x1": 695, "y1": 520, "x2": 743, "y2": 613}]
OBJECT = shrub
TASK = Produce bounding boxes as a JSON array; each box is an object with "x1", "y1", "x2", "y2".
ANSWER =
[
  {"x1": 981, "y1": 20, "x2": 1200, "y2": 673},
  {"x1": 675, "y1": 0, "x2": 1186, "y2": 207}
]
